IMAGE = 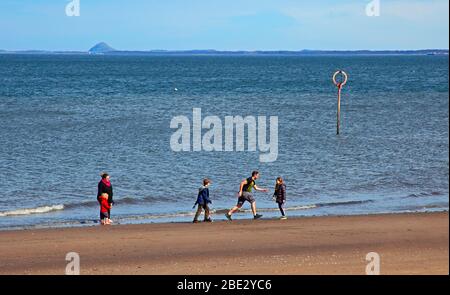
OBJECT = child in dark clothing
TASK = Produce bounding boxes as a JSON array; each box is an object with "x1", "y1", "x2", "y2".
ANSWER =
[
  {"x1": 193, "y1": 178, "x2": 212, "y2": 223},
  {"x1": 273, "y1": 177, "x2": 287, "y2": 220}
]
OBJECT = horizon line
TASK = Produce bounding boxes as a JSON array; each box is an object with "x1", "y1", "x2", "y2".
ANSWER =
[{"x1": 1, "y1": 48, "x2": 449, "y2": 52}]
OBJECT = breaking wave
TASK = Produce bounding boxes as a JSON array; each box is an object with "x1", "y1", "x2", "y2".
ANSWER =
[{"x1": 0, "y1": 204, "x2": 65, "y2": 217}]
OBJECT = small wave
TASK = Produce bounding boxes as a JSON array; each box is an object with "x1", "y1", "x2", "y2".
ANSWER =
[
  {"x1": 235, "y1": 200, "x2": 372, "y2": 213},
  {"x1": 405, "y1": 191, "x2": 444, "y2": 198},
  {"x1": 65, "y1": 201, "x2": 98, "y2": 209},
  {"x1": 117, "y1": 211, "x2": 197, "y2": 221},
  {"x1": 119, "y1": 196, "x2": 161, "y2": 205},
  {"x1": 204, "y1": 200, "x2": 371, "y2": 215},
  {"x1": 286, "y1": 204, "x2": 317, "y2": 210},
  {"x1": 65, "y1": 196, "x2": 162, "y2": 210},
  {"x1": 219, "y1": 204, "x2": 317, "y2": 214},
  {"x1": 316, "y1": 199, "x2": 374, "y2": 208},
  {"x1": 0, "y1": 204, "x2": 65, "y2": 217},
  {"x1": 399, "y1": 202, "x2": 449, "y2": 211}
]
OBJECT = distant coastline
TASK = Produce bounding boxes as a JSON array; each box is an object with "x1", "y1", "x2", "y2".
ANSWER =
[{"x1": 0, "y1": 42, "x2": 448, "y2": 56}]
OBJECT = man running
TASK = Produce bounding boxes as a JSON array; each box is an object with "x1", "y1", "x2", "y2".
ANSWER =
[{"x1": 225, "y1": 170, "x2": 268, "y2": 221}]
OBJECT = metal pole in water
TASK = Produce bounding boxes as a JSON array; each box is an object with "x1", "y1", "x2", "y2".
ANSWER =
[
  {"x1": 332, "y1": 70, "x2": 348, "y2": 135},
  {"x1": 337, "y1": 84, "x2": 341, "y2": 135}
]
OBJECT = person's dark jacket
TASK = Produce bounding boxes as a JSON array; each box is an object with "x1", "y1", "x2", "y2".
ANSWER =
[
  {"x1": 274, "y1": 183, "x2": 286, "y2": 203},
  {"x1": 193, "y1": 186, "x2": 211, "y2": 208},
  {"x1": 97, "y1": 180, "x2": 114, "y2": 205}
]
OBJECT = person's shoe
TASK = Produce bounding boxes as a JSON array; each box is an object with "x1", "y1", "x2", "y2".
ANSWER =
[
  {"x1": 280, "y1": 216, "x2": 287, "y2": 220},
  {"x1": 254, "y1": 214, "x2": 263, "y2": 220},
  {"x1": 225, "y1": 213, "x2": 232, "y2": 221},
  {"x1": 192, "y1": 220, "x2": 199, "y2": 223},
  {"x1": 204, "y1": 218, "x2": 213, "y2": 223}
]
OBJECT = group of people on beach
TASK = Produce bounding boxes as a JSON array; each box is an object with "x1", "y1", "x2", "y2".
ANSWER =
[
  {"x1": 96, "y1": 170, "x2": 286, "y2": 225},
  {"x1": 192, "y1": 170, "x2": 287, "y2": 223}
]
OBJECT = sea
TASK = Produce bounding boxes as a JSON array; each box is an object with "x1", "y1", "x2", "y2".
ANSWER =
[{"x1": 0, "y1": 54, "x2": 448, "y2": 230}]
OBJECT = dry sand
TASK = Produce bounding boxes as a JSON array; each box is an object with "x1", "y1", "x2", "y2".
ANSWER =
[{"x1": 0, "y1": 212, "x2": 448, "y2": 275}]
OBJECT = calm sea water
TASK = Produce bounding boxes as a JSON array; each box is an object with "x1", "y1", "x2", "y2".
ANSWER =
[{"x1": 0, "y1": 54, "x2": 448, "y2": 229}]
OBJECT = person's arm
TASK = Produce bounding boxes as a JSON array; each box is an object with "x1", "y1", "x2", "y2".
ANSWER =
[
  {"x1": 104, "y1": 199, "x2": 111, "y2": 210},
  {"x1": 97, "y1": 182, "x2": 104, "y2": 203},
  {"x1": 97, "y1": 182, "x2": 103, "y2": 198},
  {"x1": 281, "y1": 185, "x2": 286, "y2": 202},
  {"x1": 239, "y1": 179, "x2": 247, "y2": 196},
  {"x1": 254, "y1": 184, "x2": 268, "y2": 192},
  {"x1": 109, "y1": 186, "x2": 114, "y2": 204},
  {"x1": 205, "y1": 188, "x2": 211, "y2": 203}
]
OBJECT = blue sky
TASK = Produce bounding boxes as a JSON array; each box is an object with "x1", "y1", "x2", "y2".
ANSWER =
[{"x1": 0, "y1": 0, "x2": 448, "y2": 51}]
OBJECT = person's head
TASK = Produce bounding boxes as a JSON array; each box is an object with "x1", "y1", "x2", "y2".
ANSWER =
[
  {"x1": 101, "y1": 172, "x2": 110, "y2": 181},
  {"x1": 251, "y1": 170, "x2": 260, "y2": 180},
  {"x1": 276, "y1": 177, "x2": 284, "y2": 185},
  {"x1": 203, "y1": 178, "x2": 211, "y2": 187},
  {"x1": 101, "y1": 193, "x2": 108, "y2": 199}
]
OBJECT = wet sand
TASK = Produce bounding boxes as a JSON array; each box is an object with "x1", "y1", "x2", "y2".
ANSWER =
[{"x1": 0, "y1": 212, "x2": 448, "y2": 275}]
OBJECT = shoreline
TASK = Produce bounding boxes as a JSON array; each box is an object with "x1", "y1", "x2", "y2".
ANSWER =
[
  {"x1": 0, "y1": 212, "x2": 447, "y2": 274},
  {"x1": 0, "y1": 209, "x2": 448, "y2": 232}
]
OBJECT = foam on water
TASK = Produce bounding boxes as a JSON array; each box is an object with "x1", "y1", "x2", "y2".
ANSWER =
[{"x1": 0, "y1": 204, "x2": 65, "y2": 217}]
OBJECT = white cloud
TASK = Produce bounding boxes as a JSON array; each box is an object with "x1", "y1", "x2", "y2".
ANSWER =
[{"x1": 383, "y1": 0, "x2": 449, "y2": 23}]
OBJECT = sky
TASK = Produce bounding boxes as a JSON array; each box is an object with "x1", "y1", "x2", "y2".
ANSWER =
[{"x1": 0, "y1": 0, "x2": 448, "y2": 51}]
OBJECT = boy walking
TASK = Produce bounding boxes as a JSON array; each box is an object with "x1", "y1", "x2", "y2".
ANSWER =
[{"x1": 193, "y1": 178, "x2": 213, "y2": 223}]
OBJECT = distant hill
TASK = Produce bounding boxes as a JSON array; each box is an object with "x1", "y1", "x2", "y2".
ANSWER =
[{"x1": 88, "y1": 42, "x2": 116, "y2": 54}]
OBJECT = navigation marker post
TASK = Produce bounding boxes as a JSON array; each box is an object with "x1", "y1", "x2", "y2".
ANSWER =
[{"x1": 332, "y1": 70, "x2": 348, "y2": 135}]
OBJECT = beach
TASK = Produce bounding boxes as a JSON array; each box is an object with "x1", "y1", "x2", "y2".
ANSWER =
[{"x1": 0, "y1": 212, "x2": 447, "y2": 275}]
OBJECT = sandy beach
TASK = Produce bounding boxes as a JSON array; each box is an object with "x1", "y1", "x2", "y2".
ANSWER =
[{"x1": 0, "y1": 212, "x2": 447, "y2": 275}]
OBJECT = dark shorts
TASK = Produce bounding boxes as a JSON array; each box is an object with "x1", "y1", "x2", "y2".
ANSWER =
[
  {"x1": 100, "y1": 211, "x2": 109, "y2": 220},
  {"x1": 237, "y1": 192, "x2": 255, "y2": 206}
]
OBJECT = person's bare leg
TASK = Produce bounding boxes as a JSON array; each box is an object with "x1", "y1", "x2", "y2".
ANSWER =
[
  {"x1": 251, "y1": 202, "x2": 257, "y2": 216},
  {"x1": 228, "y1": 205, "x2": 241, "y2": 215}
]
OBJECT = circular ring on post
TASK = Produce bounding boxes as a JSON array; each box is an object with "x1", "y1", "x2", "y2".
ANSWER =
[{"x1": 333, "y1": 70, "x2": 348, "y2": 87}]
